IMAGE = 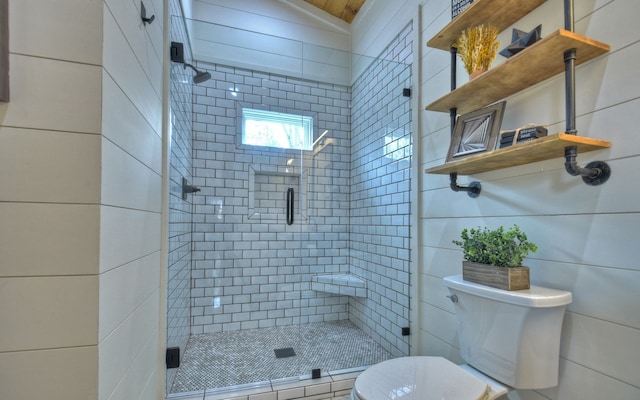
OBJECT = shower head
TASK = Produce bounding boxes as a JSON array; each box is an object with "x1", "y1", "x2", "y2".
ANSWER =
[
  {"x1": 170, "y1": 42, "x2": 211, "y2": 84},
  {"x1": 192, "y1": 70, "x2": 212, "y2": 84},
  {"x1": 184, "y1": 62, "x2": 211, "y2": 84}
]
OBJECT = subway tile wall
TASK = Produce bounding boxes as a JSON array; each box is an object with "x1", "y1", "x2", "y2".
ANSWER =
[
  {"x1": 190, "y1": 64, "x2": 352, "y2": 334},
  {"x1": 348, "y1": 23, "x2": 413, "y2": 357},
  {"x1": 188, "y1": 23, "x2": 412, "y2": 360},
  {"x1": 168, "y1": 0, "x2": 194, "y2": 391}
]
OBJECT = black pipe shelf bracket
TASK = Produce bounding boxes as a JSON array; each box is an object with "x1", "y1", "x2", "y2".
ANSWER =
[
  {"x1": 561, "y1": 0, "x2": 610, "y2": 186},
  {"x1": 450, "y1": 173, "x2": 481, "y2": 198},
  {"x1": 447, "y1": 45, "x2": 481, "y2": 198},
  {"x1": 439, "y1": 0, "x2": 610, "y2": 196}
]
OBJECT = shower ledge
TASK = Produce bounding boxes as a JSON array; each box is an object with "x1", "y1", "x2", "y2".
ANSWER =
[{"x1": 311, "y1": 273, "x2": 367, "y2": 298}]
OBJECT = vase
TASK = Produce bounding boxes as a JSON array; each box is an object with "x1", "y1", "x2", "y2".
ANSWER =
[
  {"x1": 469, "y1": 69, "x2": 486, "y2": 80},
  {"x1": 462, "y1": 261, "x2": 530, "y2": 291}
]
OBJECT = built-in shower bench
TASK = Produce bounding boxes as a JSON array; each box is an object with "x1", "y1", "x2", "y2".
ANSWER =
[{"x1": 311, "y1": 273, "x2": 367, "y2": 298}]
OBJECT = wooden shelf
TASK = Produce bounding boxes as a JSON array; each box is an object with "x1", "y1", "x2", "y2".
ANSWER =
[
  {"x1": 427, "y1": 0, "x2": 547, "y2": 50},
  {"x1": 424, "y1": 133, "x2": 611, "y2": 175},
  {"x1": 426, "y1": 30, "x2": 610, "y2": 114},
  {"x1": 423, "y1": 0, "x2": 612, "y2": 188}
]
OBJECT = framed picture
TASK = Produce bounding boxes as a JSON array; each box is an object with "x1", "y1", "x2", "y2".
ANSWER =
[
  {"x1": 446, "y1": 101, "x2": 506, "y2": 162},
  {"x1": 452, "y1": 0, "x2": 474, "y2": 19}
]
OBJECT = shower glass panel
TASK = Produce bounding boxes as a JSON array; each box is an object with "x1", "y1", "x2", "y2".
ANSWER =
[{"x1": 167, "y1": 14, "x2": 413, "y2": 396}]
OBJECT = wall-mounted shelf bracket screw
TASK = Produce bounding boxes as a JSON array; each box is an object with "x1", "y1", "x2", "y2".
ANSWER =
[
  {"x1": 564, "y1": 146, "x2": 611, "y2": 186},
  {"x1": 449, "y1": 173, "x2": 481, "y2": 198},
  {"x1": 141, "y1": 1, "x2": 155, "y2": 25}
]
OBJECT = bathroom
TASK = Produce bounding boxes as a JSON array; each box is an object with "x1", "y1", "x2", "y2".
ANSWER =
[{"x1": 0, "y1": 0, "x2": 638, "y2": 400}]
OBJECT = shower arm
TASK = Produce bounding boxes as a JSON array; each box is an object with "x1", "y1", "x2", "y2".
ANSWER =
[{"x1": 183, "y1": 62, "x2": 198, "y2": 73}]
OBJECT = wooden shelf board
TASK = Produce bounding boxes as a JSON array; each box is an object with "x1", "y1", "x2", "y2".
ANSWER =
[
  {"x1": 427, "y1": 0, "x2": 548, "y2": 50},
  {"x1": 426, "y1": 30, "x2": 610, "y2": 114},
  {"x1": 424, "y1": 133, "x2": 611, "y2": 175}
]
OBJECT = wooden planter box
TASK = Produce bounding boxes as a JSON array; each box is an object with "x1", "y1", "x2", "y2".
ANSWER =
[{"x1": 462, "y1": 261, "x2": 530, "y2": 291}]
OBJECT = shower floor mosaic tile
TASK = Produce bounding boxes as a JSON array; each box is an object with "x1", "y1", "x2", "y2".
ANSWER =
[{"x1": 170, "y1": 320, "x2": 392, "y2": 393}]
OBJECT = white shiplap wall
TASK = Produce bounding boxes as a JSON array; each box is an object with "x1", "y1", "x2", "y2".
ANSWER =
[
  {"x1": 100, "y1": 0, "x2": 164, "y2": 398},
  {"x1": 0, "y1": 0, "x2": 164, "y2": 399},
  {"x1": 355, "y1": 0, "x2": 640, "y2": 399},
  {"x1": 182, "y1": 0, "x2": 355, "y2": 85}
]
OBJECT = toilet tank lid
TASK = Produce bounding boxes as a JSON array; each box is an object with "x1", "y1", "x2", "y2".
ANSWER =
[{"x1": 444, "y1": 275, "x2": 572, "y2": 307}]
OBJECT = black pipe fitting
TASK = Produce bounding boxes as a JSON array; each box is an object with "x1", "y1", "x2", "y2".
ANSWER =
[
  {"x1": 449, "y1": 173, "x2": 481, "y2": 198},
  {"x1": 564, "y1": 146, "x2": 611, "y2": 185},
  {"x1": 564, "y1": 49, "x2": 577, "y2": 135}
]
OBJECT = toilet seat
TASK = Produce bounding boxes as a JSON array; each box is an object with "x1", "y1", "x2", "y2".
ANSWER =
[{"x1": 351, "y1": 356, "x2": 500, "y2": 400}]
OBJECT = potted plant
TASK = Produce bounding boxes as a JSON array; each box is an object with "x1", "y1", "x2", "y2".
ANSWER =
[{"x1": 452, "y1": 225, "x2": 538, "y2": 290}]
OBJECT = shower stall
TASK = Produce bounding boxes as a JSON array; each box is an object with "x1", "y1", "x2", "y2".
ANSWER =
[{"x1": 167, "y1": 2, "x2": 413, "y2": 396}]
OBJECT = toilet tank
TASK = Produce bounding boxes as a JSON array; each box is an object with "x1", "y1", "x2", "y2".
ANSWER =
[{"x1": 443, "y1": 275, "x2": 572, "y2": 389}]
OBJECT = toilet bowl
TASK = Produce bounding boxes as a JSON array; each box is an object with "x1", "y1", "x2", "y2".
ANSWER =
[
  {"x1": 350, "y1": 356, "x2": 508, "y2": 400},
  {"x1": 351, "y1": 275, "x2": 572, "y2": 399}
]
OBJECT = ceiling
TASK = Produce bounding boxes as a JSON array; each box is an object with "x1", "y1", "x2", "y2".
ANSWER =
[{"x1": 304, "y1": 0, "x2": 366, "y2": 23}]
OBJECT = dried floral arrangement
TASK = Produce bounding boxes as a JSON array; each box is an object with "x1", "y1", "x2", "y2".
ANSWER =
[{"x1": 454, "y1": 24, "x2": 500, "y2": 76}]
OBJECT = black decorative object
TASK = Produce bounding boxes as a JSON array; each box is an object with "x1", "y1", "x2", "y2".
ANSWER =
[
  {"x1": 516, "y1": 125, "x2": 547, "y2": 143},
  {"x1": 499, "y1": 25, "x2": 542, "y2": 58},
  {"x1": 446, "y1": 101, "x2": 506, "y2": 162},
  {"x1": 500, "y1": 125, "x2": 548, "y2": 148},
  {"x1": 499, "y1": 130, "x2": 517, "y2": 148},
  {"x1": 452, "y1": 0, "x2": 474, "y2": 19}
]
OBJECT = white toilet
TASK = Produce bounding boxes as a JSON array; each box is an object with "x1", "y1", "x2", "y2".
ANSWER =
[{"x1": 351, "y1": 275, "x2": 572, "y2": 400}]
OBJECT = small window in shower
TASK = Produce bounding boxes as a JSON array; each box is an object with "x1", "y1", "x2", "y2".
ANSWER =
[{"x1": 241, "y1": 107, "x2": 313, "y2": 151}]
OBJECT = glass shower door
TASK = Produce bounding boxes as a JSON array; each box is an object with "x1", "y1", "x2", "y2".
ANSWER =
[{"x1": 167, "y1": 15, "x2": 413, "y2": 395}]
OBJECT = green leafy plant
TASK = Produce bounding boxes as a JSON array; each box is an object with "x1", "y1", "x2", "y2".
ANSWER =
[{"x1": 452, "y1": 225, "x2": 538, "y2": 267}]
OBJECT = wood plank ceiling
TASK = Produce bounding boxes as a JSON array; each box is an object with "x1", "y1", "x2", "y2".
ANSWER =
[{"x1": 304, "y1": 0, "x2": 366, "y2": 23}]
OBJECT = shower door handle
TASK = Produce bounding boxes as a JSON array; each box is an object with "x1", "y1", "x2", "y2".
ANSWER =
[{"x1": 286, "y1": 187, "x2": 294, "y2": 225}]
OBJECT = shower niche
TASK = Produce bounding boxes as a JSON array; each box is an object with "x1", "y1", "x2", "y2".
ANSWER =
[{"x1": 248, "y1": 164, "x2": 308, "y2": 223}]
